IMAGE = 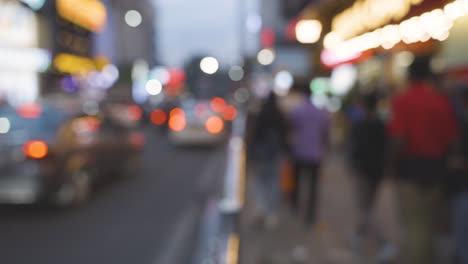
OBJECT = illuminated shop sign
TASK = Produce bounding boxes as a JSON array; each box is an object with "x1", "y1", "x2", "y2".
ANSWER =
[
  {"x1": 56, "y1": 0, "x2": 107, "y2": 32},
  {"x1": 0, "y1": 1, "x2": 37, "y2": 48},
  {"x1": 332, "y1": 0, "x2": 425, "y2": 40},
  {"x1": 53, "y1": 53, "x2": 110, "y2": 75},
  {"x1": 325, "y1": 0, "x2": 468, "y2": 65},
  {"x1": 0, "y1": 48, "x2": 51, "y2": 72}
]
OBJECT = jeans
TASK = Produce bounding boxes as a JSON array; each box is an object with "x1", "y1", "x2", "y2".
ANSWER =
[
  {"x1": 454, "y1": 191, "x2": 468, "y2": 264},
  {"x1": 354, "y1": 173, "x2": 383, "y2": 236},
  {"x1": 291, "y1": 160, "x2": 320, "y2": 226},
  {"x1": 254, "y1": 157, "x2": 281, "y2": 215}
]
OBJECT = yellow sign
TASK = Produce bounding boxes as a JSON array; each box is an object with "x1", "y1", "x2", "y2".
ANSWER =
[
  {"x1": 332, "y1": 0, "x2": 424, "y2": 40},
  {"x1": 54, "y1": 53, "x2": 97, "y2": 75},
  {"x1": 57, "y1": 0, "x2": 107, "y2": 32}
]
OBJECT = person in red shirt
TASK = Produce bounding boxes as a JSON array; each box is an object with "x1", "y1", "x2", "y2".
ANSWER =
[{"x1": 388, "y1": 56, "x2": 458, "y2": 264}]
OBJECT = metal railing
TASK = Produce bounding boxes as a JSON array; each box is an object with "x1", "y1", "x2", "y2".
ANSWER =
[{"x1": 193, "y1": 112, "x2": 246, "y2": 264}]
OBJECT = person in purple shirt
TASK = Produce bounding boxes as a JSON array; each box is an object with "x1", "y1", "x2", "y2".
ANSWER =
[{"x1": 288, "y1": 86, "x2": 330, "y2": 227}]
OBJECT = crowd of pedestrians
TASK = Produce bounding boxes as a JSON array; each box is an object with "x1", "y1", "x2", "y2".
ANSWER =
[{"x1": 249, "y1": 56, "x2": 468, "y2": 263}]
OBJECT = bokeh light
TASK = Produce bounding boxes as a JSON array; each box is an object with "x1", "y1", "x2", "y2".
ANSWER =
[
  {"x1": 205, "y1": 116, "x2": 224, "y2": 134},
  {"x1": 0, "y1": 117, "x2": 11, "y2": 134},
  {"x1": 229, "y1": 66, "x2": 244, "y2": 82},
  {"x1": 170, "y1": 108, "x2": 185, "y2": 118},
  {"x1": 274, "y1": 71, "x2": 294, "y2": 96},
  {"x1": 200, "y1": 57, "x2": 219, "y2": 74},
  {"x1": 145, "y1": 79, "x2": 163, "y2": 95},
  {"x1": 17, "y1": 103, "x2": 42, "y2": 119},
  {"x1": 151, "y1": 67, "x2": 170, "y2": 85},
  {"x1": 295, "y1": 20, "x2": 322, "y2": 44},
  {"x1": 151, "y1": 110, "x2": 167, "y2": 126},
  {"x1": 395, "y1": 51, "x2": 415, "y2": 68},
  {"x1": 23, "y1": 140, "x2": 48, "y2": 159},
  {"x1": 330, "y1": 64, "x2": 357, "y2": 96},
  {"x1": 61, "y1": 76, "x2": 78, "y2": 93},
  {"x1": 128, "y1": 105, "x2": 143, "y2": 121},
  {"x1": 234, "y1": 88, "x2": 250, "y2": 104},
  {"x1": 169, "y1": 115, "x2": 186, "y2": 132},
  {"x1": 210, "y1": 97, "x2": 226, "y2": 113},
  {"x1": 222, "y1": 105, "x2": 237, "y2": 121},
  {"x1": 257, "y1": 48, "x2": 275, "y2": 66},
  {"x1": 125, "y1": 10, "x2": 142, "y2": 28}
]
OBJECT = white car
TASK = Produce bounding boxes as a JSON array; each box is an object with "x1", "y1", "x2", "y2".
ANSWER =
[{"x1": 168, "y1": 99, "x2": 228, "y2": 146}]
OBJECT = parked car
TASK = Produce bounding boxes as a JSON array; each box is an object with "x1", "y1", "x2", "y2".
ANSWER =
[{"x1": 0, "y1": 99, "x2": 144, "y2": 206}]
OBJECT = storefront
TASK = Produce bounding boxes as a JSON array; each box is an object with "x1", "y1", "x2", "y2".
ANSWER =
[
  {"x1": 321, "y1": 0, "x2": 468, "y2": 95},
  {"x1": 0, "y1": 0, "x2": 51, "y2": 106},
  {"x1": 41, "y1": 0, "x2": 117, "y2": 99}
]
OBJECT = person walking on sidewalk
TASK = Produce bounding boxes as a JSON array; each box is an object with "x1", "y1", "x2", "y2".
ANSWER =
[
  {"x1": 288, "y1": 85, "x2": 330, "y2": 228},
  {"x1": 251, "y1": 92, "x2": 288, "y2": 228},
  {"x1": 388, "y1": 56, "x2": 459, "y2": 264},
  {"x1": 349, "y1": 92, "x2": 387, "y2": 239},
  {"x1": 451, "y1": 86, "x2": 468, "y2": 264}
]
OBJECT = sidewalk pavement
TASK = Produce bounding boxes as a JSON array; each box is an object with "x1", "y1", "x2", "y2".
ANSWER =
[{"x1": 240, "y1": 151, "x2": 400, "y2": 264}]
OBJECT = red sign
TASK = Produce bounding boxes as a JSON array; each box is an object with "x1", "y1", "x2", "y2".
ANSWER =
[{"x1": 321, "y1": 49, "x2": 373, "y2": 69}]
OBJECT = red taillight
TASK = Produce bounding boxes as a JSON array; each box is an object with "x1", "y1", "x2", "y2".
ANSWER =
[
  {"x1": 222, "y1": 105, "x2": 237, "y2": 121},
  {"x1": 23, "y1": 140, "x2": 48, "y2": 159},
  {"x1": 18, "y1": 103, "x2": 42, "y2": 119},
  {"x1": 128, "y1": 105, "x2": 143, "y2": 121},
  {"x1": 151, "y1": 109, "x2": 167, "y2": 126},
  {"x1": 169, "y1": 115, "x2": 186, "y2": 132},
  {"x1": 210, "y1": 97, "x2": 226, "y2": 113},
  {"x1": 205, "y1": 116, "x2": 224, "y2": 134},
  {"x1": 169, "y1": 108, "x2": 185, "y2": 118}
]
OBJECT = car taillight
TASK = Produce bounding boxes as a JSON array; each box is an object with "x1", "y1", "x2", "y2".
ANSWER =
[
  {"x1": 210, "y1": 97, "x2": 226, "y2": 113},
  {"x1": 151, "y1": 109, "x2": 167, "y2": 126},
  {"x1": 169, "y1": 108, "x2": 185, "y2": 118},
  {"x1": 205, "y1": 116, "x2": 224, "y2": 134},
  {"x1": 169, "y1": 114, "x2": 186, "y2": 132},
  {"x1": 222, "y1": 105, "x2": 237, "y2": 121},
  {"x1": 23, "y1": 140, "x2": 48, "y2": 159}
]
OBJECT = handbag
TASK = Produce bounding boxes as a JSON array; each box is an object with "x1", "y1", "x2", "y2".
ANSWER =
[{"x1": 280, "y1": 158, "x2": 295, "y2": 194}]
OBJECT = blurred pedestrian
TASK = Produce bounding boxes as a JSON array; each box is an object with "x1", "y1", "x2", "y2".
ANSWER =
[
  {"x1": 388, "y1": 56, "x2": 459, "y2": 264},
  {"x1": 349, "y1": 93, "x2": 388, "y2": 248},
  {"x1": 251, "y1": 92, "x2": 288, "y2": 228},
  {"x1": 451, "y1": 86, "x2": 468, "y2": 264},
  {"x1": 288, "y1": 85, "x2": 330, "y2": 228}
]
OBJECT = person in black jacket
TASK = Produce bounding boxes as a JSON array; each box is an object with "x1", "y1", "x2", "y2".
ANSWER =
[
  {"x1": 452, "y1": 86, "x2": 468, "y2": 264},
  {"x1": 349, "y1": 92, "x2": 387, "y2": 248},
  {"x1": 251, "y1": 92, "x2": 288, "y2": 228}
]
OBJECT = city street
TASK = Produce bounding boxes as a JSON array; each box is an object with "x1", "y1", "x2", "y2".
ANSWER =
[{"x1": 0, "y1": 129, "x2": 227, "y2": 264}]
